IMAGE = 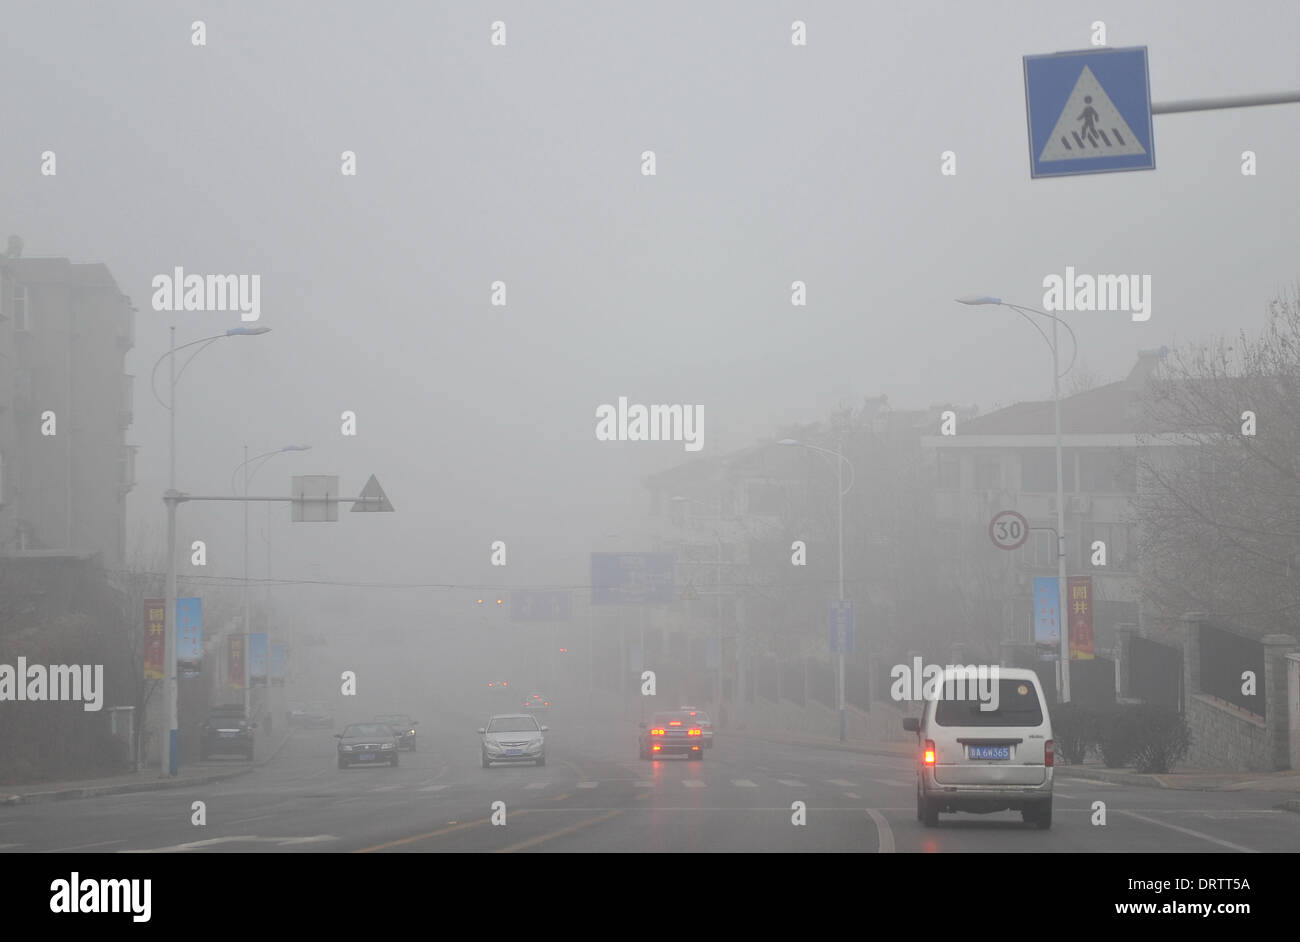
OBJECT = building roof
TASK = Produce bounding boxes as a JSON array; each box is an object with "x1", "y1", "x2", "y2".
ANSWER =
[{"x1": 0, "y1": 256, "x2": 121, "y2": 290}]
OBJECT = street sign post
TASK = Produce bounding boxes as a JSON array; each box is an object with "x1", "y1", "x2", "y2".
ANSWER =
[
  {"x1": 1024, "y1": 46, "x2": 1154, "y2": 178},
  {"x1": 989, "y1": 510, "x2": 1030, "y2": 550},
  {"x1": 828, "y1": 600, "x2": 854, "y2": 655}
]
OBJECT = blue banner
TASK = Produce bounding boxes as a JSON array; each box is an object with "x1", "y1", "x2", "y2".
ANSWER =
[
  {"x1": 1033, "y1": 577, "x2": 1061, "y2": 650},
  {"x1": 249, "y1": 633, "x2": 268, "y2": 682},
  {"x1": 177, "y1": 597, "x2": 202, "y2": 666}
]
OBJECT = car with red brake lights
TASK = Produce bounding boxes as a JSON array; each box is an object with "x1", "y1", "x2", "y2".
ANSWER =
[
  {"x1": 638, "y1": 711, "x2": 705, "y2": 760},
  {"x1": 678, "y1": 706, "x2": 712, "y2": 747},
  {"x1": 902, "y1": 666, "x2": 1054, "y2": 829},
  {"x1": 522, "y1": 693, "x2": 550, "y2": 713}
]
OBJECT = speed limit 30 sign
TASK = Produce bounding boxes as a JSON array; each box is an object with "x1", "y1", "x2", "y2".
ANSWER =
[{"x1": 989, "y1": 510, "x2": 1029, "y2": 550}]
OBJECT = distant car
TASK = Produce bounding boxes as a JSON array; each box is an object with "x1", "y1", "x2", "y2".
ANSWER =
[
  {"x1": 336, "y1": 722, "x2": 400, "y2": 769},
  {"x1": 522, "y1": 694, "x2": 550, "y2": 713},
  {"x1": 374, "y1": 713, "x2": 419, "y2": 750},
  {"x1": 479, "y1": 713, "x2": 547, "y2": 767},
  {"x1": 289, "y1": 702, "x2": 333, "y2": 729},
  {"x1": 200, "y1": 705, "x2": 256, "y2": 761},
  {"x1": 903, "y1": 667, "x2": 1054, "y2": 829},
  {"x1": 487, "y1": 680, "x2": 511, "y2": 692},
  {"x1": 679, "y1": 706, "x2": 713, "y2": 748},
  {"x1": 638, "y1": 711, "x2": 704, "y2": 760}
]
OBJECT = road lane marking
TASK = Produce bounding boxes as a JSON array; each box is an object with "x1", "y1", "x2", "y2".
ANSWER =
[
  {"x1": 354, "y1": 811, "x2": 541, "y2": 852},
  {"x1": 523, "y1": 782, "x2": 549, "y2": 790},
  {"x1": 1118, "y1": 810, "x2": 1258, "y2": 853},
  {"x1": 496, "y1": 809, "x2": 623, "y2": 853},
  {"x1": 866, "y1": 809, "x2": 895, "y2": 853},
  {"x1": 683, "y1": 779, "x2": 706, "y2": 788},
  {"x1": 827, "y1": 779, "x2": 856, "y2": 787},
  {"x1": 731, "y1": 779, "x2": 758, "y2": 787},
  {"x1": 419, "y1": 784, "x2": 449, "y2": 792},
  {"x1": 369, "y1": 785, "x2": 404, "y2": 792},
  {"x1": 634, "y1": 781, "x2": 653, "y2": 787},
  {"x1": 576, "y1": 782, "x2": 598, "y2": 788},
  {"x1": 872, "y1": 778, "x2": 912, "y2": 788},
  {"x1": 777, "y1": 779, "x2": 806, "y2": 787},
  {"x1": 845, "y1": 792, "x2": 860, "y2": 799}
]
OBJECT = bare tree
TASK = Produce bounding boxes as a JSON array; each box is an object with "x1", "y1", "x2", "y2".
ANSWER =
[{"x1": 1134, "y1": 283, "x2": 1300, "y2": 638}]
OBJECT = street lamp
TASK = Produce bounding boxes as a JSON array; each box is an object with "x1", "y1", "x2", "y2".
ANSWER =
[
  {"x1": 231, "y1": 445, "x2": 311, "y2": 719},
  {"x1": 956, "y1": 295, "x2": 1077, "y2": 702},
  {"x1": 151, "y1": 325, "x2": 270, "y2": 777},
  {"x1": 779, "y1": 436, "x2": 855, "y2": 740}
]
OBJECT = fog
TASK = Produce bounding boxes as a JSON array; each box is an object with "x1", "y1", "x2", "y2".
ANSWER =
[{"x1": 4, "y1": 0, "x2": 1299, "y2": 759}]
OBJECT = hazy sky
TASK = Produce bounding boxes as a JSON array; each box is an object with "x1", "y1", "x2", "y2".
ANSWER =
[{"x1": 5, "y1": 1, "x2": 1297, "y2": 623}]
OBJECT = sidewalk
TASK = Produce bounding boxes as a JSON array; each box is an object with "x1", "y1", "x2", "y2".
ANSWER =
[
  {"x1": 1055, "y1": 760, "x2": 1300, "y2": 794},
  {"x1": 0, "y1": 726, "x2": 295, "y2": 806}
]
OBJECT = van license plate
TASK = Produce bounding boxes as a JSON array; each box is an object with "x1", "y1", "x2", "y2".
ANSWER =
[
  {"x1": 969, "y1": 745, "x2": 1010, "y2": 760},
  {"x1": 360, "y1": 753, "x2": 375, "y2": 761}
]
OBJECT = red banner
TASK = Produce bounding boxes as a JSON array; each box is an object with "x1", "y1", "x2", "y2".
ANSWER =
[
  {"x1": 1068, "y1": 576, "x2": 1095, "y2": 660},
  {"x1": 144, "y1": 598, "x2": 165, "y2": 679},
  {"x1": 228, "y1": 634, "x2": 245, "y2": 689}
]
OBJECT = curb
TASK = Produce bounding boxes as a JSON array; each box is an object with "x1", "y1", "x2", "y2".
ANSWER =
[{"x1": 0, "y1": 729, "x2": 296, "y2": 807}]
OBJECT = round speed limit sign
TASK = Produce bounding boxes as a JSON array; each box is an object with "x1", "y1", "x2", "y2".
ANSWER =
[{"x1": 988, "y1": 510, "x2": 1029, "y2": 550}]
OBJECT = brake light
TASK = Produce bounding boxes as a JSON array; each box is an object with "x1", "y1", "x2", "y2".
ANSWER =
[
  {"x1": 651, "y1": 728, "x2": 665, "y2": 736},
  {"x1": 923, "y1": 740, "x2": 936, "y2": 766},
  {"x1": 1045, "y1": 740, "x2": 1054, "y2": 767},
  {"x1": 688, "y1": 728, "x2": 701, "y2": 736},
  {"x1": 652, "y1": 744, "x2": 661, "y2": 752},
  {"x1": 669, "y1": 720, "x2": 682, "y2": 726}
]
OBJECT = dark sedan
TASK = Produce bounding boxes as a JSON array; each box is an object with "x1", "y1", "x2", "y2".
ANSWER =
[
  {"x1": 336, "y1": 722, "x2": 400, "y2": 769},
  {"x1": 374, "y1": 713, "x2": 418, "y2": 750}
]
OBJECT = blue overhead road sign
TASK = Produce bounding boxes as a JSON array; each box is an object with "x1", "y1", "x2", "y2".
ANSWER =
[
  {"x1": 591, "y1": 552, "x2": 676, "y2": 605},
  {"x1": 1024, "y1": 46, "x2": 1154, "y2": 178}
]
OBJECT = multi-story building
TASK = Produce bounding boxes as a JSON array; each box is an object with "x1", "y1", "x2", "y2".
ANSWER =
[
  {"x1": 921, "y1": 350, "x2": 1173, "y2": 699},
  {"x1": 0, "y1": 240, "x2": 136, "y2": 565}
]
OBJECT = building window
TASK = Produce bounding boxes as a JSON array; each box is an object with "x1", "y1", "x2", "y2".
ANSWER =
[
  {"x1": 972, "y1": 454, "x2": 1002, "y2": 491},
  {"x1": 937, "y1": 452, "x2": 960, "y2": 491},
  {"x1": 1086, "y1": 522, "x2": 1132, "y2": 570},
  {"x1": 12, "y1": 283, "x2": 29, "y2": 331},
  {"x1": 1080, "y1": 449, "x2": 1137, "y2": 493},
  {"x1": 1021, "y1": 448, "x2": 1078, "y2": 492},
  {"x1": 1020, "y1": 529, "x2": 1056, "y2": 569}
]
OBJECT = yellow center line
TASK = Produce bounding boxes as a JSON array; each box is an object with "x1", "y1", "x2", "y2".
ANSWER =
[
  {"x1": 353, "y1": 809, "x2": 540, "y2": 853},
  {"x1": 495, "y1": 809, "x2": 623, "y2": 853}
]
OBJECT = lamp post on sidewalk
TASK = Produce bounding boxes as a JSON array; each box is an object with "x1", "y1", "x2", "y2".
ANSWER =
[
  {"x1": 151, "y1": 325, "x2": 270, "y2": 776},
  {"x1": 779, "y1": 435, "x2": 855, "y2": 740},
  {"x1": 957, "y1": 295, "x2": 1077, "y2": 701},
  {"x1": 231, "y1": 445, "x2": 311, "y2": 719}
]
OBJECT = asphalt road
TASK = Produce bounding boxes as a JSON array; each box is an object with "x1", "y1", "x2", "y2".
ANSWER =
[{"x1": 3, "y1": 699, "x2": 1298, "y2": 853}]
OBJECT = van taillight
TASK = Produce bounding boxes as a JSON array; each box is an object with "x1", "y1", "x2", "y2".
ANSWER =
[
  {"x1": 1045, "y1": 740, "x2": 1054, "y2": 767},
  {"x1": 923, "y1": 740, "x2": 936, "y2": 766}
]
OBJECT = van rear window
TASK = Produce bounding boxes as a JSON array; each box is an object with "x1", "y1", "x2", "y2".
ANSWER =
[{"x1": 933, "y1": 679, "x2": 1044, "y2": 727}]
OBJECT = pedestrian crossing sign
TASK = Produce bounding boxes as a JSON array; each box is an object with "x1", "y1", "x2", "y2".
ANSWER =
[{"x1": 1024, "y1": 46, "x2": 1154, "y2": 178}]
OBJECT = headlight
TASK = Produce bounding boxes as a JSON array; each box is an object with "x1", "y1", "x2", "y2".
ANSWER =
[
  {"x1": 484, "y1": 741, "x2": 500, "y2": 753},
  {"x1": 339, "y1": 745, "x2": 353, "y2": 752},
  {"x1": 381, "y1": 743, "x2": 395, "y2": 750},
  {"x1": 527, "y1": 741, "x2": 542, "y2": 753},
  {"x1": 408, "y1": 729, "x2": 416, "y2": 737}
]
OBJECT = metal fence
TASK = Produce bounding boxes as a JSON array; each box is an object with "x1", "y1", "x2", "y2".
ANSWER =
[
  {"x1": 1130, "y1": 636, "x2": 1182, "y2": 711},
  {"x1": 1199, "y1": 622, "x2": 1265, "y2": 718}
]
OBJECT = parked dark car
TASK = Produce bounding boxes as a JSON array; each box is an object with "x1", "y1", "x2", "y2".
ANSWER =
[{"x1": 200, "y1": 705, "x2": 256, "y2": 761}]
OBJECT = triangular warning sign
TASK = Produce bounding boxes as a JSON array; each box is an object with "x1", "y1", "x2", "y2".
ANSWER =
[
  {"x1": 351, "y1": 474, "x2": 394, "y2": 512},
  {"x1": 1038, "y1": 66, "x2": 1146, "y2": 162}
]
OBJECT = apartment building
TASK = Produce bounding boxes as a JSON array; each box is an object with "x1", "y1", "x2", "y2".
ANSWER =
[{"x1": 0, "y1": 240, "x2": 136, "y2": 565}]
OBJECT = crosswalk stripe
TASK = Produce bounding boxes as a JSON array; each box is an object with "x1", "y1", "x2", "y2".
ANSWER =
[
  {"x1": 845, "y1": 792, "x2": 860, "y2": 799},
  {"x1": 683, "y1": 779, "x2": 706, "y2": 788},
  {"x1": 777, "y1": 779, "x2": 806, "y2": 787},
  {"x1": 827, "y1": 779, "x2": 856, "y2": 787},
  {"x1": 872, "y1": 778, "x2": 911, "y2": 788},
  {"x1": 576, "y1": 782, "x2": 598, "y2": 789},
  {"x1": 523, "y1": 782, "x2": 549, "y2": 790},
  {"x1": 731, "y1": 779, "x2": 758, "y2": 787},
  {"x1": 634, "y1": 781, "x2": 653, "y2": 787}
]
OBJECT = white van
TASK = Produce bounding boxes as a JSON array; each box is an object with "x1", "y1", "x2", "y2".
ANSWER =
[{"x1": 902, "y1": 666, "x2": 1054, "y2": 829}]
